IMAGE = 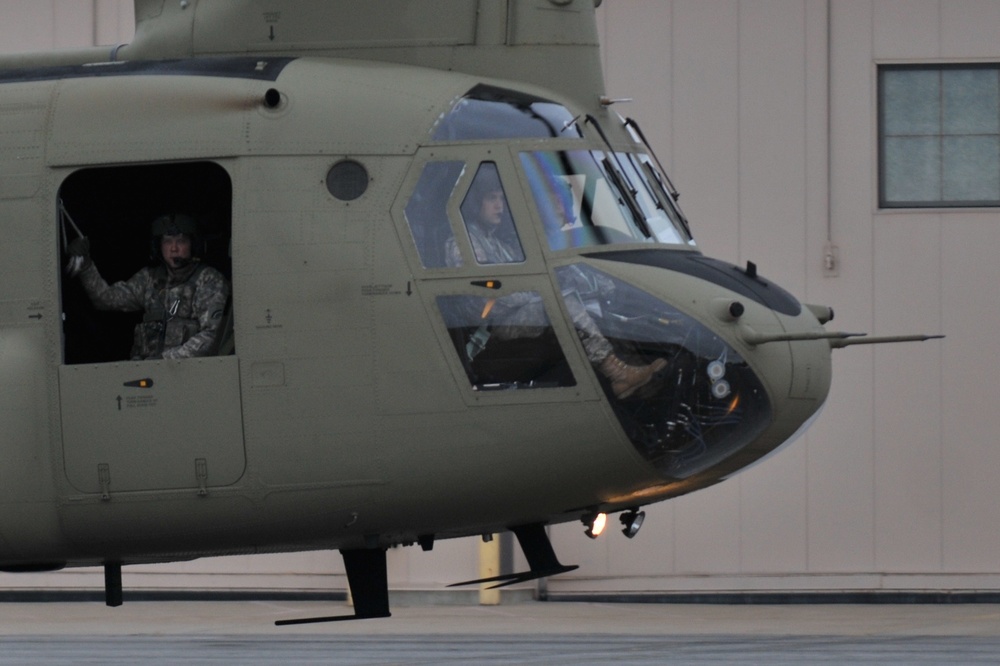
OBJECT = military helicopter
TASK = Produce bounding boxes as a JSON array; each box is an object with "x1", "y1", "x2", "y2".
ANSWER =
[{"x1": 0, "y1": 0, "x2": 939, "y2": 624}]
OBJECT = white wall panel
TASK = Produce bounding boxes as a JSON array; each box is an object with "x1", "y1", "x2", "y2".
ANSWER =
[
  {"x1": 940, "y1": 216, "x2": 1000, "y2": 571},
  {"x1": 52, "y1": 0, "x2": 94, "y2": 49},
  {"x1": 0, "y1": 0, "x2": 996, "y2": 597},
  {"x1": 872, "y1": 214, "x2": 944, "y2": 572},
  {"x1": 656, "y1": 0, "x2": 745, "y2": 577},
  {"x1": 0, "y1": 0, "x2": 132, "y2": 54},
  {"x1": 667, "y1": 0, "x2": 740, "y2": 261},
  {"x1": 734, "y1": 0, "x2": 811, "y2": 574},
  {"x1": 673, "y1": 482, "x2": 742, "y2": 574},
  {"x1": 737, "y1": 0, "x2": 808, "y2": 285},
  {"x1": 802, "y1": 0, "x2": 832, "y2": 304},
  {"x1": 803, "y1": 0, "x2": 878, "y2": 575},
  {"x1": 941, "y1": 0, "x2": 1000, "y2": 58},
  {"x1": 599, "y1": 0, "x2": 673, "y2": 166},
  {"x1": 873, "y1": 0, "x2": 940, "y2": 60},
  {"x1": 0, "y1": 0, "x2": 55, "y2": 52},
  {"x1": 738, "y1": 445, "x2": 809, "y2": 574},
  {"x1": 94, "y1": 0, "x2": 133, "y2": 46}
]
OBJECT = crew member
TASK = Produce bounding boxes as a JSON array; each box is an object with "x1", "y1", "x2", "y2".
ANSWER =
[
  {"x1": 67, "y1": 214, "x2": 230, "y2": 360},
  {"x1": 446, "y1": 167, "x2": 666, "y2": 399}
]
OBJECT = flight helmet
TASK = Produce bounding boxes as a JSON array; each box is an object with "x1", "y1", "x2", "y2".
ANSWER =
[{"x1": 150, "y1": 213, "x2": 200, "y2": 261}]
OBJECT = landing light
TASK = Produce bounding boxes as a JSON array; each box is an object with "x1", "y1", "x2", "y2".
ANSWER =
[
  {"x1": 583, "y1": 512, "x2": 607, "y2": 539},
  {"x1": 620, "y1": 509, "x2": 645, "y2": 538}
]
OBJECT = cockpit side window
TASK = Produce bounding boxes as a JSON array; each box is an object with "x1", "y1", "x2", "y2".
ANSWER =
[
  {"x1": 437, "y1": 292, "x2": 576, "y2": 390},
  {"x1": 404, "y1": 161, "x2": 466, "y2": 268},
  {"x1": 453, "y1": 162, "x2": 525, "y2": 266}
]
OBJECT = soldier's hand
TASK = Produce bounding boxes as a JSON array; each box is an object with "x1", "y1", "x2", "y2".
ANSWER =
[
  {"x1": 67, "y1": 237, "x2": 90, "y2": 258},
  {"x1": 66, "y1": 237, "x2": 92, "y2": 276}
]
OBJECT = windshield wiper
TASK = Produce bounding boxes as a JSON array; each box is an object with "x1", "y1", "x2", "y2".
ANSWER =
[
  {"x1": 625, "y1": 152, "x2": 665, "y2": 211},
  {"x1": 585, "y1": 115, "x2": 651, "y2": 239},
  {"x1": 601, "y1": 156, "x2": 651, "y2": 239},
  {"x1": 624, "y1": 117, "x2": 692, "y2": 238}
]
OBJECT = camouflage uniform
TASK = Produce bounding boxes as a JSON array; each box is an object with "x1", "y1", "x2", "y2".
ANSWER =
[
  {"x1": 445, "y1": 219, "x2": 613, "y2": 363},
  {"x1": 78, "y1": 261, "x2": 229, "y2": 360},
  {"x1": 446, "y1": 217, "x2": 525, "y2": 266}
]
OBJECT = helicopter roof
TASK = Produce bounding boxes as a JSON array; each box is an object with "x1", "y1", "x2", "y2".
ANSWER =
[
  {"x1": 31, "y1": 55, "x2": 575, "y2": 167},
  {"x1": 0, "y1": 1, "x2": 606, "y2": 112}
]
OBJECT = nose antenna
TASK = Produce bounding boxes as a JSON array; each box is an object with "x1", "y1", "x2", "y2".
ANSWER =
[{"x1": 829, "y1": 334, "x2": 945, "y2": 349}]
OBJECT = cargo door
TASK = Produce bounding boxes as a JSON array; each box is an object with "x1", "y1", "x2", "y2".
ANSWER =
[
  {"x1": 55, "y1": 161, "x2": 243, "y2": 496},
  {"x1": 60, "y1": 357, "x2": 245, "y2": 495}
]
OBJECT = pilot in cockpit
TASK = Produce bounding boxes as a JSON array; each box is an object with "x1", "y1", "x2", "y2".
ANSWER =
[
  {"x1": 67, "y1": 214, "x2": 230, "y2": 361},
  {"x1": 446, "y1": 165, "x2": 666, "y2": 399}
]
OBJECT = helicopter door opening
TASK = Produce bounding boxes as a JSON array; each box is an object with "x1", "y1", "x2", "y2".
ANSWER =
[
  {"x1": 58, "y1": 162, "x2": 233, "y2": 364},
  {"x1": 57, "y1": 162, "x2": 246, "y2": 495}
]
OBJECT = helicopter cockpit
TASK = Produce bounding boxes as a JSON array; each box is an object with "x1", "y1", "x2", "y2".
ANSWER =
[{"x1": 402, "y1": 84, "x2": 773, "y2": 479}]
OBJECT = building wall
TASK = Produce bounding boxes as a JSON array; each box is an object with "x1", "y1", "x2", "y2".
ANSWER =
[
  {"x1": 0, "y1": 0, "x2": 133, "y2": 52},
  {"x1": 1, "y1": 0, "x2": 994, "y2": 596},
  {"x1": 549, "y1": 0, "x2": 995, "y2": 595}
]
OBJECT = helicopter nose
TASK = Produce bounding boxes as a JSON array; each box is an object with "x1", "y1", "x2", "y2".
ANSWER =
[
  {"x1": 555, "y1": 262, "x2": 775, "y2": 480},
  {"x1": 555, "y1": 258, "x2": 832, "y2": 482}
]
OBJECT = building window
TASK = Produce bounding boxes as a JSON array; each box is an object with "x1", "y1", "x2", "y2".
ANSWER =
[{"x1": 879, "y1": 65, "x2": 1000, "y2": 208}]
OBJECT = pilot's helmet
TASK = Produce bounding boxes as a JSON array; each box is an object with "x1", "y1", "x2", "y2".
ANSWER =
[
  {"x1": 150, "y1": 213, "x2": 200, "y2": 259},
  {"x1": 466, "y1": 165, "x2": 504, "y2": 206}
]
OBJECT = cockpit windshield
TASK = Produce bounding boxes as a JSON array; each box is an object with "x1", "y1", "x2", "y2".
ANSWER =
[{"x1": 520, "y1": 150, "x2": 694, "y2": 252}]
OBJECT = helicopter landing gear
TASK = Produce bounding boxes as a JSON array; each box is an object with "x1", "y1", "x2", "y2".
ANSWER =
[{"x1": 275, "y1": 547, "x2": 391, "y2": 626}]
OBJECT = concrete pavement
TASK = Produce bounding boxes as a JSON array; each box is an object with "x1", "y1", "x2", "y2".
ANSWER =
[{"x1": 0, "y1": 600, "x2": 998, "y2": 664}]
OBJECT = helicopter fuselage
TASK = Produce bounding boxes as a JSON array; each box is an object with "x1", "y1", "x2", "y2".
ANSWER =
[{"x1": 0, "y1": 53, "x2": 831, "y2": 571}]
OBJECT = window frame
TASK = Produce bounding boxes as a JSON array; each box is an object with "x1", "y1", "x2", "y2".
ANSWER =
[
  {"x1": 878, "y1": 63, "x2": 1000, "y2": 209},
  {"x1": 392, "y1": 145, "x2": 549, "y2": 277}
]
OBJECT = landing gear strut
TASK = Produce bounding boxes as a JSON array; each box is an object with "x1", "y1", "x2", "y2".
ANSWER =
[
  {"x1": 449, "y1": 522, "x2": 577, "y2": 589},
  {"x1": 275, "y1": 522, "x2": 574, "y2": 626},
  {"x1": 275, "y1": 548, "x2": 391, "y2": 626}
]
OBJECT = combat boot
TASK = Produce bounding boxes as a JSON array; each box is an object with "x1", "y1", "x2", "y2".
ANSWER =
[{"x1": 599, "y1": 354, "x2": 668, "y2": 399}]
